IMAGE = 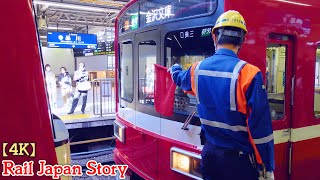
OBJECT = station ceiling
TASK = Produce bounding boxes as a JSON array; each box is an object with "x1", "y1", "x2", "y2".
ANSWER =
[{"x1": 34, "y1": 0, "x2": 130, "y2": 44}]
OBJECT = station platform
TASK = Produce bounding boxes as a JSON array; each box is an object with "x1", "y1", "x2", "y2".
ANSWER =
[
  {"x1": 51, "y1": 87, "x2": 116, "y2": 129},
  {"x1": 59, "y1": 114, "x2": 115, "y2": 129}
]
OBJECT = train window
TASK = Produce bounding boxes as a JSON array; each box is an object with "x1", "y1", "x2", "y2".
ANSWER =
[
  {"x1": 165, "y1": 27, "x2": 215, "y2": 116},
  {"x1": 120, "y1": 41, "x2": 133, "y2": 102},
  {"x1": 314, "y1": 47, "x2": 320, "y2": 117},
  {"x1": 138, "y1": 41, "x2": 157, "y2": 105},
  {"x1": 266, "y1": 45, "x2": 287, "y2": 120}
]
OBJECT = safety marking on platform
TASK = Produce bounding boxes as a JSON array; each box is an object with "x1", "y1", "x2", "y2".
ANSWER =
[{"x1": 59, "y1": 114, "x2": 94, "y2": 121}]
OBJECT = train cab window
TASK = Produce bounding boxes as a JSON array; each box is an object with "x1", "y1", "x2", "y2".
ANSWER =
[
  {"x1": 314, "y1": 47, "x2": 320, "y2": 117},
  {"x1": 266, "y1": 45, "x2": 287, "y2": 120},
  {"x1": 165, "y1": 27, "x2": 214, "y2": 116},
  {"x1": 138, "y1": 41, "x2": 157, "y2": 105},
  {"x1": 120, "y1": 41, "x2": 133, "y2": 102}
]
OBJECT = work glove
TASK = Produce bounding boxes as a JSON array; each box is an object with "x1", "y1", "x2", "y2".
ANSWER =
[
  {"x1": 258, "y1": 171, "x2": 275, "y2": 180},
  {"x1": 167, "y1": 63, "x2": 180, "y2": 74},
  {"x1": 167, "y1": 63, "x2": 181, "y2": 82}
]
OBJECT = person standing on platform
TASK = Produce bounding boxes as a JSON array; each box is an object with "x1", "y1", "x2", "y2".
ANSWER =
[
  {"x1": 58, "y1": 67, "x2": 72, "y2": 108},
  {"x1": 168, "y1": 11, "x2": 275, "y2": 180},
  {"x1": 45, "y1": 64, "x2": 57, "y2": 109},
  {"x1": 68, "y1": 62, "x2": 91, "y2": 114}
]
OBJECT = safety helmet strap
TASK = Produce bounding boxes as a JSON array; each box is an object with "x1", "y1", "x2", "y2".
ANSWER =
[{"x1": 216, "y1": 28, "x2": 246, "y2": 45}]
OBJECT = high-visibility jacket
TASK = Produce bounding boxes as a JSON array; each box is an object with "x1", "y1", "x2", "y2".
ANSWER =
[{"x1": 171, "y1": 48, "x2": 275, "y2": 171}]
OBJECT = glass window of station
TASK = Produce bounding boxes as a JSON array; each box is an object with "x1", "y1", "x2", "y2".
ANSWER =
[
  {"x1": 165, "y1": 26, "x2": 215, "y2": 116},
  {"x1": 314, "y1": 47, "x2": 320, "y2": 117}
]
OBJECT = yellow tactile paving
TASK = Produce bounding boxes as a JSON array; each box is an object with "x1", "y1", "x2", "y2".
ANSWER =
[{"x1": 59, "y1": 114, "x2": 94, "y2": 121}]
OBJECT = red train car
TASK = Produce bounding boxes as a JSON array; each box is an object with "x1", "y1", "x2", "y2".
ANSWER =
[
  {"x1": 114, "y1": 0, "x2": 320, "y2": 179},
  {"x1": 0, "y1": 1, "x2": 71, "y2": 179}
]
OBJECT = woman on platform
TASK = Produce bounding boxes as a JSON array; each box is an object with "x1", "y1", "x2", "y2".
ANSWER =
[
  {"x1": 58, "y1": 67, "x2": 72, "y2": 107},
  {"x1": 45, "y1": 64, "x2": 57, "y2": 108}
]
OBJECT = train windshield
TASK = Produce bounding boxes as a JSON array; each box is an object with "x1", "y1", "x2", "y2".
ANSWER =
[{"x1": 165, "y1": 26, "x2": 215, "y2": 116}]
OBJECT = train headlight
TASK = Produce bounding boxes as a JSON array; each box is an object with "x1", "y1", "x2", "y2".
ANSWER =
[
  {"x1": 172, "y1": 152, "x2": 190, "y2": 172},
  {"x1": 114, "y1": 120, "x2": 125, "y2": 143},
  {"x1": 170, "y1": 147, "x2": 202, "y2": 180}
]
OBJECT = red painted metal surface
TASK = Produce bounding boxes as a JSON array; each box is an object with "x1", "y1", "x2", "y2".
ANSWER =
[
  {"x1": 226, "y1": 0, "x2": 320, "y2": 128},
  {"x1": 291, "y1": 137, "x2": 320, "y2": 180},
  {"x1": 274, "y1": 143, "x2": 290, "y2": 179},
  {"x1": 115, "y1": 115, "x2": 200, "y2": 180},
  {"x1": 115, "y1": 117, "x2": 292, "y2": 180},
  {"x1": 0, "y1": 0, "x2": 58, "y2": 179},
  {"x1": 226, "y1": 1, "x2": 320, "y2": 179},
  {"x1": 115, "y1": 0, "x2": 320, "y2": 179}
]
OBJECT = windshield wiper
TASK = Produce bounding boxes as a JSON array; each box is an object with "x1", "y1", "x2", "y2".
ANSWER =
[{"x1": 181, "y1": 109, "x2": 197, "y2": 130}]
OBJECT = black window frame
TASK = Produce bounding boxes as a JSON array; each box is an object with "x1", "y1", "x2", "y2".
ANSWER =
[
  {"x1": 164, "y1": 26, "x2": 215, "y2": 125},
  {"x1": 119, "y1": 41, "x2": 134, "y2": 103}
]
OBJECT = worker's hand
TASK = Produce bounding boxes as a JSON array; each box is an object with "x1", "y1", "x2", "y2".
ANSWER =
[
  {"x1": 167, "y1": 64, "x2": 181, "y2": 83},
  {"x1": 266, "y1": 172, "x2": 275, "y2": 180},
  {"x1": 259, "y1": 171, "x2": 274, "y2": 180},
  {"x1": 167, "y1": 63, "x2": 180, "y2": 74}
]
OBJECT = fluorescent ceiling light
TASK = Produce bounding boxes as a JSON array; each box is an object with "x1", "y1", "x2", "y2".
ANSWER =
[
  {"x1": 79, "y1": 0, "x2": 126, "y2": 7},
  {"x1": 275, "y1": 0, "x2": 311, "y2": 6},
  {"x1": 47, "y1": 26, "x2": 73, "y2": 31},
  {"x1": 39, "y1": 36, "x2": 47, "y2": 39},
  {"x1": 33, "y1": 0, "x2": 120, "y2": 13}
]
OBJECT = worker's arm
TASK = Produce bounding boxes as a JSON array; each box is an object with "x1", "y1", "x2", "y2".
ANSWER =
[
  {"x1": 246, "y1": 72, "x2": 275, "y2": 172},
  {"x1": 169, "y1": 63, "x2": 198, "y2": 95}
]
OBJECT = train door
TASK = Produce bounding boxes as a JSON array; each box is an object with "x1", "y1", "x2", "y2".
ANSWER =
[
  {"x1": 133, "y1": 30, "x2": 161, "y2": 179},
  {"x1": 118, "y1": 34, "x2": 135, "y2": 161},
  {"x1": 266, "y1": 34, "x2": 294, "y2": 180}
]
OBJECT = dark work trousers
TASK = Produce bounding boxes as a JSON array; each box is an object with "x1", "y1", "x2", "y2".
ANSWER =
[
  {"x1": 201, "y1": 143, "x2": 259, "y2": 180},
  {"x1": 69, "y1": 90, "x2": 88, "y2": 113}
]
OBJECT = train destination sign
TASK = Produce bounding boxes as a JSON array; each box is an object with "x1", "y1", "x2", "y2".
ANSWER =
[
  {"x1": 145, "y1": 5, "x2": 174, "y2": 24},
  {"x1": 139, "y1": 0, "x2": 217, "y2": 26},
  {"x1": 47, "y1": 32, "x2": 97, "y2": 49},
  {"x1": 119, "y1": 0, "x2": 217, "y2": 33}
]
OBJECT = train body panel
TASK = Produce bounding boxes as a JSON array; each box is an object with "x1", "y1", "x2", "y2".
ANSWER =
[
  {"x1": 114, "y1": 0, "x2": 320, "y2": 179},
  {"x1": 0, "y1": 0, "x2": 58, "y2": 172},
  {"x1": 0, "y1": 1, "x2": 71, "y2": 179}
]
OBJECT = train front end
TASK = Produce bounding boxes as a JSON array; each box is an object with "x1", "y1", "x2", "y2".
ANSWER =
[{"x1": 112, "y1": 0, "x2": 224, "y2": 179}]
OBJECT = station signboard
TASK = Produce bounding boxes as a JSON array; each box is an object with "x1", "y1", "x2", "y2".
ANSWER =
[{"x1": 47, "y1": 32, "x2": 97, "y2": 49}]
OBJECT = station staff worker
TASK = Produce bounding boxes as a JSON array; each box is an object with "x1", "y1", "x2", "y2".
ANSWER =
[{"x1": 169, "y1": 11, "x2": 275, "y2": 180}]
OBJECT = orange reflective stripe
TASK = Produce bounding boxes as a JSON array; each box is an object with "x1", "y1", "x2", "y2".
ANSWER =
[
  {"x1": 190, "y1": 62, "x2": 199, "y2": 96},
  {"x1": 236, "y1": 64, "x2": 260, "y2": 114},
  {"x1": 246, "y1": 110, "x2": 263, "y2": 165},
  {"x1": 183, "y1": 90, "x2": 195, "y2": 95},
  {"x1": 237, "y1": 63, "x2": 263, "y2": 165}
]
